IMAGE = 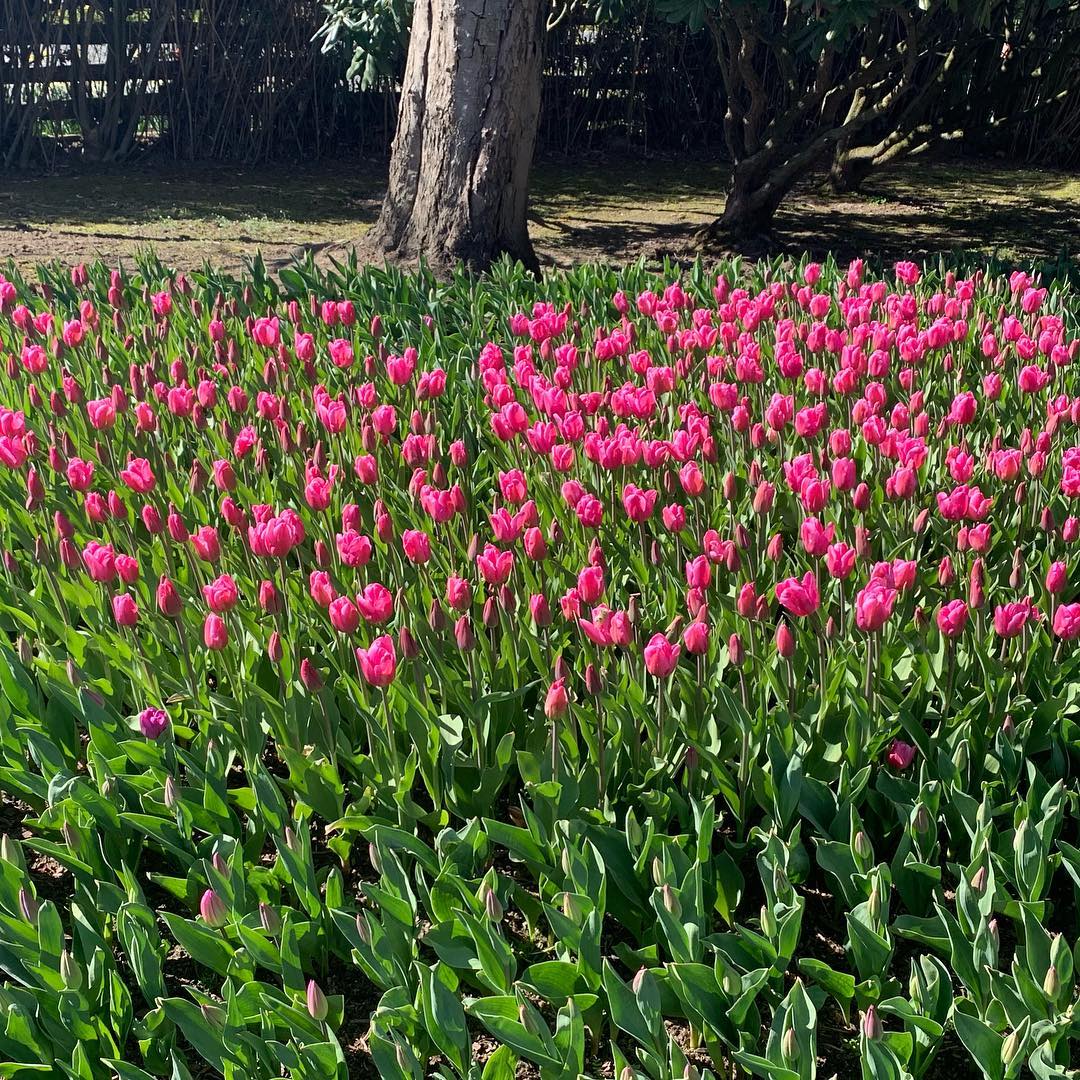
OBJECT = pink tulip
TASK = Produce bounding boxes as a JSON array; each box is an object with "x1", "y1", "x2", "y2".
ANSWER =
[
  {"x1": 855, "y1": 580, "x2": 896, "y2": 633},
  {"x1": 1053, "y1": 603, "x2": 1080, "y2": 640},
  {"x1": 1046, "y1": 561, "x2": 1067, "y2": 594},
  {"x1": 119, "y1": 457, "x2": 155, "y2": 494},
  {"x1": 937, "y1": 600, "x2": 968, "y2": 638},
  {"x1": 112, "y1": 593, "x2": 139, "y2": 627},
  {"x1": 993, "y1": 600, "x2": 1034, "y2": 638},
  {"x1": 682, "y1": 620, "x2": 710, "y2": 655},
  {"x1": 643, "y1": 633, "x2": 680, "y2": 678},
  {"x1": 202, "y1": 574, "x2": 239, "y2": 614},
  {"x1": 138, "y1": 707, "x2": 170, "y2": 739},
  {"x1": 200, "y1": 889, "x2": 227, "y2": 927},
  {"x1": 356, "y1": 583, "x2": 393, "y2": 624},
  {"x1": 204, "y1": 614, "x2": 228, "y2": 650},
  {"x1": 775, "y1": 572, "x2": 820, "y2": 617},
  {"x1": 329, "y1": 597, "x2": 360, "y2": 634},
  {"x1": 356, "y1": 635, "x2": 397, "y2": 688},
  {"x1": 544, "y1": 678, "x2": 569, "y2": 718},
  {"x1": 886, "y1": 739, "x2": 916, "y2": 769}
]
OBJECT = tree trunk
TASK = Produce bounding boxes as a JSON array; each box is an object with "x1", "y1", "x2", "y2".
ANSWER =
[
  {"x1": 364, "y1": 0, "x2": 544, "y2": 276},
  {"x1": 826, "y1": 146, "x2": 875, "y2": 194},
  {"x1": 697, "y1": 162, "x2": 785, "y2": 252}
]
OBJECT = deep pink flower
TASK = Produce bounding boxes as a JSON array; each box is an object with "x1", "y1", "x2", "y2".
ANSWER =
[
  {"x1": 855, "y1": 580, "x2": 896, "y2": 633},
  {"x1": 138, "y1": 707, "x2": 170, "y2": 739},
  {"x1": 937, "y1": 599, "x2": 968, "y2": 638},
  {"x1": 202, "y1": 574, "x2": 239, "y2": 614},
  {"x1": 356, "y1": 635, "x2": 397, "y2": 688},
  {"x1": 1053, "y1": 603, "x2": 1080, "y2": 640},
  {"x1": 477, "y1": 543, "x2": 514, "y2": 586},
  {"x1": 643, "y1": 633, "x2": 680, "y2": 678},
  {"x1": 993, "y1": 600, "x2": 1034, "y2": 638},
  {"x1": 112, "y1": 593, "x2": 139, "y2": 627},
  {"x1": 775, "y1": 572, "x2": 820, "y2": 617},
  {"x1": 356, "y1": 583, "x2": 393, "y2": 624},
  {"x1": 886, "y1": 739, "x2": 916, "y2": 769},
  {"x1": 204, "y1": 614, "x2": 228, "y2": 650}
]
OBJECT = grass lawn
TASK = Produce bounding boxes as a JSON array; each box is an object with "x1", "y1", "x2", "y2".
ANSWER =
[{"x1": 0, "y1": 153, "x2": 1077, "y2": 275}]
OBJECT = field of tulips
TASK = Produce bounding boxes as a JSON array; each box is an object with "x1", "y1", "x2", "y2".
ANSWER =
[{"x1": 0, "y1": 249, "x2": 1078, "y2": 1079}]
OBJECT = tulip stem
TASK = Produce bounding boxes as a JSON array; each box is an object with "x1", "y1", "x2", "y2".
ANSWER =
[
  {"x1": 381, "y1": 689, "x2": 403, "y2": 820},
  {"x1": 551, "y1": 709, "x2": 559, "y2": 783},
  {"x1": 596, "y1": 697, "x2": 606, "y2": 802},
  {"x1": 943, "y1": 643, "x2": 955, "y2": 725},
  {"x1": 656, "y1": 679, "x2": 666, "y2": 760}
]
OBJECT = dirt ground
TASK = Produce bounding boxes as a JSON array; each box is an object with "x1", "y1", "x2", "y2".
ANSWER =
[{"x1": 0, "y1": 153, "x2": 1077, "y2": 275}]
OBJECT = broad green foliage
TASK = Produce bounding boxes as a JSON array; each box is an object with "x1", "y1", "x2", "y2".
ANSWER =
[{"x1": 0, "y1": 251, "x2": 1077, "y2": 1078}]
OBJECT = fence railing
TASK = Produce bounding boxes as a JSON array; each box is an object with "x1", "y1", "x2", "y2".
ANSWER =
[{"x1": 1, "y1": 1, "x2": 1075, "y2": 169}]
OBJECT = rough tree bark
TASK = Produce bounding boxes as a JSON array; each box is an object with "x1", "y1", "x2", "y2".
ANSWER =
[{"x1": 364, "y1": 0, "x2": 545, "y2": 276}]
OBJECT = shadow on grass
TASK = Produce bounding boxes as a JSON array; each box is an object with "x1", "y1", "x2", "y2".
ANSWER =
[{"x1": 0, "y1": 152, "x2": 1076, "y2": 273}]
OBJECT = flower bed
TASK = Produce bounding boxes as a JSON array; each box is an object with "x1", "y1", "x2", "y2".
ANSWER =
[{"x1": 0, "y1": 253, "x2": 1077, "y2": 1078}]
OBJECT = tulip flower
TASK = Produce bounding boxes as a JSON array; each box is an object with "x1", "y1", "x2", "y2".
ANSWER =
[
  {"x1": 937, "y1": 600, "x2": 969, "y2": 638},
  {"x1": 200, "y1": 889, "x2": 228, "y2": 928},
  {"x1": 356, "y1": 636, "x2": 397, "y2": 688},
  {"x1": 886, "y1": 739, "x2": 916, "y2": 770},
  {"x1": 138, "y1": 707, "x2": 170, "y2": 739},
  {"x1": 643, "y1": 634, "x2": 680, "y2": 678},
  {"x1": 775, "y1": 571, "x2": 820, "y2": 617},
  {"x1": 203, "y1": 614, "x2": 228, "y2": 650}
]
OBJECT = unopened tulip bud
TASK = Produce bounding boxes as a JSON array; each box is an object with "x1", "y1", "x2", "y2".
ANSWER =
[
  {"x1": 855, "y1": 526, "x2": 871, "y2": 560},
  {"x1": 971, "y1": 865, "x2": 987, "y2": 894},
  {"x1": 661, "y1": 884, "x2": 680, "y2": 917},
  {"x1": 454, "y1": 615, "x2": 475, "y2": 651},
  {"x1": 953, "y1": 740, "x2": 969, "y2": 772},
  {"x1": 632, "y1": 967, "x2": 647, "y2": 994},
  {"x1": 300, "y1": 658, "x2": 323, "y2": 691},
  {"x1": 19, "y1": 888, "x2": 39, "y2": 924},
  {"x1": 854, "y1": 831, "x2": 872, "y2": 862},
  {"x1": 776, "y1": 621, "x2": 795, "y2": 658},
  {"x1": 483, "y1": 887, "x2": 503, "y2": 922},
  {"x1": 782, "y1": 1027, "x2": 799, "y2": 1061},
  {"x1": 267, "y1": 631, "x2": 283, "y2": 663},
  {"x1": 211, "y1": 851, "x2": 230, "y2": 879},
  {"x1": 398, "y1": 626, "x2": 418, "y2": 660},
  {"x1": 200, "y1": 1003, "x2": 225, "y2": 1028},
  {"x1": 585, "y1": 663, "x2": 604, "y2": 695},
  {"x1": 356, "y1": 911, "x2": 371, "y2": 944},
  {"x1": 60, "y1": 949, "x2": 82, "y2": 990},
  {"x1": 862, "y1": 1005, "x2": 882, "y2": 1040},
  {"x1": 1043, "y1": 964, "x2": 1059, "y2": 998},
  {"x1": 199, "y1": 889, "x2": 227, "y2": 928},
  {"x1": 729, "y1": 633, "x2": 744, "y2": 666},
  {"x1": 306, "y1": 979, "x2": 328, "y2": 1021},
  {"x1": 0, "y1": 835, "x2": 23, "y2": 869},
  {"x1": 1009, "y1": 547, "x2": 1023, "y2": 589},
  {"x1": 518, "y1": 1003, "x2": 539, "y2": 1034},
  {"x1": 868, "y1": 884, "x2": 882, "y2": 920},
  {"x1": 1001, "y1": 1028, "x2": 1020, "y2": 1066}
]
